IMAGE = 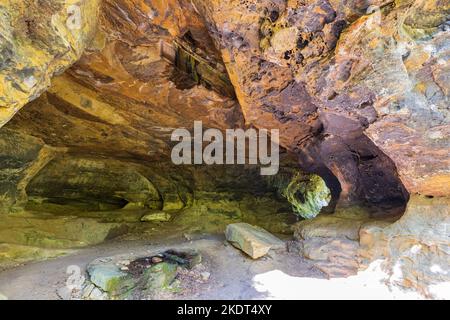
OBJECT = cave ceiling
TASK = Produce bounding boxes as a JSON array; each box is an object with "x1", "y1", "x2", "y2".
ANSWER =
[{"x1": 0, "y1": 0, "x2": 449, "y2": 207}]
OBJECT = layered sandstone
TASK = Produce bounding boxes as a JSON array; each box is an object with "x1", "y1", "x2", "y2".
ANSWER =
[{"x1": 0, "y1": 0, "x2": 448, "y2": 298}]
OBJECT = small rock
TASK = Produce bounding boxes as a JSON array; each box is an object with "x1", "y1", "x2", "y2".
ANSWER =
[
  {"x1": 200, "y1": 272, "x2": 211, "y2": 281},
  {"x1": 120, "y1": 266, "x2": 129, "y2": 271},
  {"x1": 88, "y1": 287, "x2": 107, "y2": 300},
  {"x1": 151, "y1": 256, "x2": 163, "y2": 264},
  {"x1": 118, "y1": 260, "x2": 130, "y2": 266},
  {"x1": 141, "y1": 212, "x2": 171, "y2": 222},
  {"x1": 81, "y1": 284, "x2": 95, "y2": 299},
  {"x1": 225, "y1": 223, "x2": 285, "y2": 259},
  {"x1": 183, "y1": 233, "x2": 192, "y2": 241}
]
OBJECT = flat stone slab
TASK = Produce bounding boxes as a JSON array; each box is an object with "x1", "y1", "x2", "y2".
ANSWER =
[
  {"x1": 87, "y1": 263, "x2": 129, "y2": 293},
  {"x1": 140, "y1": 212, "x2": 172, "y2": 222},
  {"x1": 82, "y1": 248, "x2": 203, "y2": 299},
  {"x1": 225, "y1": 223, "x2": 285, "y2": 259}
]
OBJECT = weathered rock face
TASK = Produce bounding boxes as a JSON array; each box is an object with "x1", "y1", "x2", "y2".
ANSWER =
[
  {"x1": 0, "y1": 0, "x2": 448, "y2": 299},
  {"x1": 294, "y1": 206, "x2": 382, "y2": 278},
  {"x1": 0, "y1": 0, "x2": 101, "y2": 127},
  {"x1": 294, "y1": 196, "x2": 449, "y2": 298},
  {"x1": 192, "y1": 0, "x2": 449, "y2": 203},
  {"x1": 0, "y1": 0, "x2": 333, "y2": 221},
  {"x1": 0, "y1": 0, "x2": 448, "y2": 205},
  {"x1": 359, "y1": 195, "x2": 450, "y2": 299}
]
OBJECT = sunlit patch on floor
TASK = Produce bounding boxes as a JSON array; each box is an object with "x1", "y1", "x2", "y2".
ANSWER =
[{"x1": 252, "y1": 260, "x2": 430, "y2": 300}]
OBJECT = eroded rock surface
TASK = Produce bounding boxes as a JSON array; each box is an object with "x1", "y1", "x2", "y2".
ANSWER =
[
  {"x1": 294, "y1": 196, "x2": 449, "y2": 298},
  {"x1": 359, "y1": 195, "x2": 450, "y2": 298},
  {"x1": 193, "y1": 0, "x2": 449, "y2": 202},
  {"x1": 294, "y1": 206, "x2": 377, "y2": 277},
  {"x1": 0, "y1": 0, "x2": 101, "y2": 127},
  {"x1": 0, "y1": 0, "x2": 448, "y2": 300},
  {"x1": 0, "y1": 1, "x2": 447, "y2": 203}
]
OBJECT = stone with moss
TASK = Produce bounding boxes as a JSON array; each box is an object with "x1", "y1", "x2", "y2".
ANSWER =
[
  {"x1": 268, "y1": 171, "x2": 331, "y2": 219},
  {"x1": 87, "y1": 264, "x2": 137, "y2": 297},
  {"x1": 142, "y1": 262, "x2": 178, "y2": 291}
]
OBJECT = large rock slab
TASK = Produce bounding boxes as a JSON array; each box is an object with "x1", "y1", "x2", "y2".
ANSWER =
[
  {"x1": 0, "y1": 212, "x2": 127, "y2": 249},
  {"x1": 0, "y1": 243, "x2": 70, "y2": 270},
  {"x1": 225, "y1": 223, "x2": 285, "y2": 259}
]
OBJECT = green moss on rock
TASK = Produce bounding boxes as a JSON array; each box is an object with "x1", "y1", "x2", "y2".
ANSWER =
[
  {"x1": 142, "y1": 262, "x2": 178, "y2": 291},
  {"x1": 269, "y1": 172, "x2": 331, "y2": 219}
]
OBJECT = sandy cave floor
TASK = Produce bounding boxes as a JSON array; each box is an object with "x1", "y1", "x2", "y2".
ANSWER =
[{"x1": 0, "y1": 232, "x2": 426, "y2": 300}]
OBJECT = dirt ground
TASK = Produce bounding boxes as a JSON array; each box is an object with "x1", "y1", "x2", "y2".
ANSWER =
[{"x1": 0, "y1": 231, "x2": 426, "y2": 300}]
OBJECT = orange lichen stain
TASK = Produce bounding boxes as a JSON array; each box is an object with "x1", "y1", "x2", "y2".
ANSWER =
[
  {"x1": 404, "y1": 50, "x2": 431, "y2": 72},
  {"x1": 368, "y1": 38, "x2": 380, "y2": 49},
  {"x1": 414, "y1": 82, "x2": 427, "y2": 94},
  {"x1": 418, "y1": 175, "x2": 450, "y2": 197}
]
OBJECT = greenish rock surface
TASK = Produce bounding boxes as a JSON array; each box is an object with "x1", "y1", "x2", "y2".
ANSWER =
[
  {"x1": 141, "y1": 212, "x2": 172, "y2": 222},
  {"x1": 225, "y1": 223, "x2": 285, "y2": 259},
  {"x1": 27, "y1": 157, "x2": 162, "y2": 211},
  {"x1": 0, "y1": 293, "x2": 7, "y2": 300},
  {"x1": 0, "y1": 243, "x2": 70, "y2": 270},
  {"x1": 0, "y1": 123, "x2": 323, "y2": 270},
  {"x1": 83, "y1": 250, "x2": 201, "y2": 299},
  {"x1": 0, "y1": 129, "x2": 47, "y2": 213},
  {"x1": 87, "y1": 264, "x2": 133, "y2": 294},
  {"x1": 0, "y1": 212, "x2": 127, "y2": 249},
  {"x1": 268, "y1": 171, "x2": 331, "y2": 219},
  {"x1": 142, "y1": 262, "x2": 178, "y2": 291}
]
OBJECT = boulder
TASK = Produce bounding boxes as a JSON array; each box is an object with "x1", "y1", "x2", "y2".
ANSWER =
[
  {"x1": 142, "y1": 262, "x2": 178, "y2": 291},
  {"x1": 87, "y1": 263, "x2": 135, "y2": 295},
  {"x1": 83, "y1": 249, "x2": 203, "y2": 299},
  {"x1": 225, "y1": 223, "x2": 285, "y2": 259}
]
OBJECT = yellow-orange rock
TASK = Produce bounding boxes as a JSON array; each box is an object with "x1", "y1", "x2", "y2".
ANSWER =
[{"x1": 0, "y1": 0, "x2": 101, "y2": 127}]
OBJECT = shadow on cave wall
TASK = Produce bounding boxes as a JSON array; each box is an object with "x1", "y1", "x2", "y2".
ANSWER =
[{"x1": 296, "y1": 130, "x2": 409, "y2": 218}]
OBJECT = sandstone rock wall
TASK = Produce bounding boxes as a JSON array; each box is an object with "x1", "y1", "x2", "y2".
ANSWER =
[
  {"x1": 0, "y1": 1, "x2": 448, "y2": 206},
  {"x1": 360, "y1": 195, "x2": 450, "y2": 298},
  {"x1": 0, "y1": 0, "x2": 448, "y2": 297},
  {"x1": 192, "y1": 0, "x2": 448, "y2": 202},
  {"x1": 0, "y1": 0, "x2": 101, "y2": 127}
]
